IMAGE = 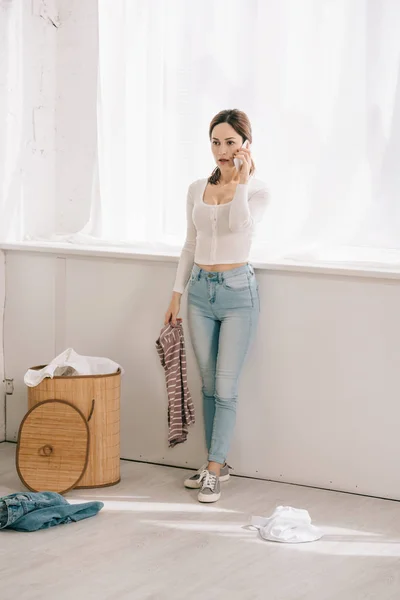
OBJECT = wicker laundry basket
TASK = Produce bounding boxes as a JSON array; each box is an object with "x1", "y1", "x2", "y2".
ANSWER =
[{"x1": 17, "y1": 367, "x2": 121, "y2": 492}]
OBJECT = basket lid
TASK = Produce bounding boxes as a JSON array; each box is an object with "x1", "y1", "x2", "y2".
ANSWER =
[{"x1": 17, "y1": 400, "x2": 90, "y2": 494}]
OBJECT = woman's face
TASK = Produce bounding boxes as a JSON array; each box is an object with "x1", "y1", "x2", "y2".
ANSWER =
[{"x1": 211, "y1": 123, "x2": 243, "y2": 170}]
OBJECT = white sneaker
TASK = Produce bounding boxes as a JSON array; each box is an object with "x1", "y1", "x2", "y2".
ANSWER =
[{"x1": 184, "y1": 463, "x2": 231, "y2": 489}]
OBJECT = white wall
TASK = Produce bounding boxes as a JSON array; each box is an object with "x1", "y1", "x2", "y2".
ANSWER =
[
  {"x1": 4, "y1": 249, "x2": 400, "y2": 500},
  {"x1": 0, "y1": 251, "x2": 5, "y2": 442},
  {"x1": 0, "y1": 0, "x2": 97, "y2": 443},
  {"x1": 0, "y1": 0, "x2": 97, "y2": 240},
  {"x1": 17, "y1": 0, "x2": 58, "y2": 238}
]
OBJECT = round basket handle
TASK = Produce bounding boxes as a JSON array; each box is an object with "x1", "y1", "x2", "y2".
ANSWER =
[
  {"x1": 39, "y1": 444, "x2": 53, "y2": 456},
  {"x1": 87, "y1": 399, "x2": 95, "y2": 422}
]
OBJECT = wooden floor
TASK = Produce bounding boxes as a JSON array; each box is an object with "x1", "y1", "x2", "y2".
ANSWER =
[{"x1": 1, "y1": 442, "x2": 400, "y2": 600}]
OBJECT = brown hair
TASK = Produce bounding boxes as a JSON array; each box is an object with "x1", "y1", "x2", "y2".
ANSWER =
[{"x1": 208, "y1": 109, "x2": 255, "y2": 185}]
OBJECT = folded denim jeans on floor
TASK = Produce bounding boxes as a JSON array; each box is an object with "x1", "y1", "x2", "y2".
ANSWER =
[{"x1": 0, "y1": 492, "x2": 104, "y2": 532}]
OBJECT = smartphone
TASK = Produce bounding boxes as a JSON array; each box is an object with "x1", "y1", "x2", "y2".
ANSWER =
[{"x1": 234, "y1": 139, "x2": 250, "y2": 171}]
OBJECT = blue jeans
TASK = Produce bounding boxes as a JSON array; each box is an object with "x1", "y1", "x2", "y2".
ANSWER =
[
  {"x1": 187, "y1": 263, "x2": 259, "y2": 464},
  {"x1": 0, "y1": 492, "x2": 104, "y2": 532}
]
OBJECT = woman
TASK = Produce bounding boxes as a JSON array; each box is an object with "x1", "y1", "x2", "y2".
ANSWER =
[{"x1": 164, "y1": 109, "x2": 269, "y2": 503}]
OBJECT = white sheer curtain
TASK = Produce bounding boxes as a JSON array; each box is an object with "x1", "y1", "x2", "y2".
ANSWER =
[
  {"x1": 1, "y1": 1, "x2": 400, "y2": 266},
  {"x1": 81, "y1": 0, "x2": 400, "y2": 265}
]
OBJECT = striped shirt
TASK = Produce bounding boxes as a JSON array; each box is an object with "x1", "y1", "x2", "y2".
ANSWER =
[{"x1": 156, "y1": 320, "x2": 195, "y2": 446}]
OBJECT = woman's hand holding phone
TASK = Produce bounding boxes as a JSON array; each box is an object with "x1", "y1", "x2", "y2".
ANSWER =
[{"x1": 234, "y1": 140, "x2": 252, "y2": 184}]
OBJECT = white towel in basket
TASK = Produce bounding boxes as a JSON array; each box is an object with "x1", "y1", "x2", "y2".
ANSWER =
[{"x1": 24, "y1": 348, "x2": 124, "y2": 387}]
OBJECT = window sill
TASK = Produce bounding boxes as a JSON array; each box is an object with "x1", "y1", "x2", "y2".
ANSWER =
[
  {"x1": 1, "y1": 241, "x2": 400, "y2": 280},
  {"x1": 0, "y1": 240, "x2": 181, "y2": 264}
]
